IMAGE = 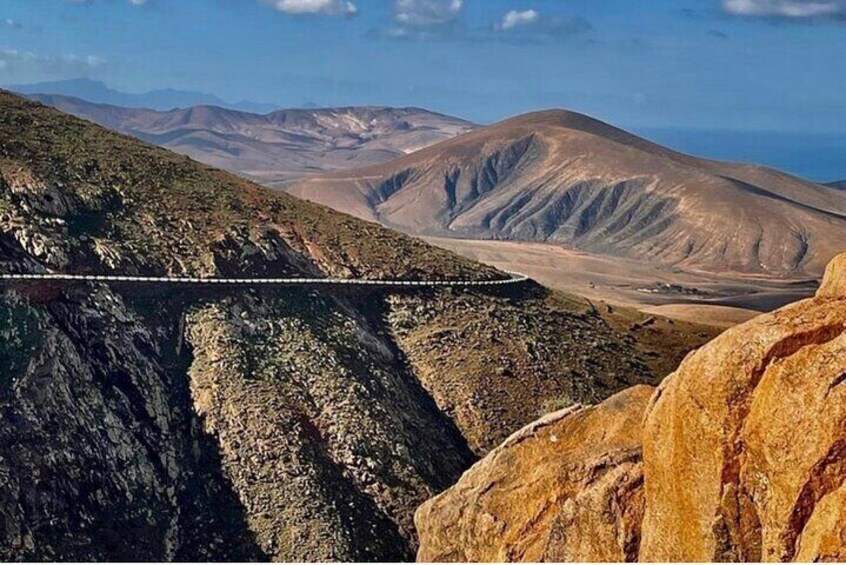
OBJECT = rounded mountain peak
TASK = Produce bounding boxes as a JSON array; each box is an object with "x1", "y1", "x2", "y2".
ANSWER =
[{"x1": 486, "y1": 109, "x2": 645, "y2": 148}]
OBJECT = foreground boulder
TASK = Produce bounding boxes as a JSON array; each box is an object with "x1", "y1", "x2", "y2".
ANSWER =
[
  {"x1": 415, "y1": 385, "x2": 652, "y2": 562},
  {"x1": 417, "y1": 252, "x2": 846, "y2": 562},
  {"x1": 640, "y1": 255, "x2": 846, "y2": 561}
]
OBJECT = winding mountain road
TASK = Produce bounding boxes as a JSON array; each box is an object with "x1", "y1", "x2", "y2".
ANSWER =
[{"x1": 0, "y1": 271, "x2": 529, "y2": 287}]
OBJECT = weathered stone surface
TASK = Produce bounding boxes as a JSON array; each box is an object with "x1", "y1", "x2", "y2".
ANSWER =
[
  {"x1": 794, "y1": 484, "x2": 846, "y2": 562},
  {"x1": 415, "y1": 385, "x2": 652, "y2": 562},
  {"x1": 639, "y1": 252, "x2": 846, "y2": 561},
  {"x1": 818, "y1": 251, "x2": 846, "y2": 299}
]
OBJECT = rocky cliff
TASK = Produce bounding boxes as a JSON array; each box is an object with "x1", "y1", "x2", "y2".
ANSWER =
[
  {"x1": 416, "y1": 252, "x2": 846, "y2": 562},
  {"x1": 0, "y1": 91, "x2": 672, "y2": 560},
  {"x1": 640, "y1": 252, "x2": 846, "y2": 562}
]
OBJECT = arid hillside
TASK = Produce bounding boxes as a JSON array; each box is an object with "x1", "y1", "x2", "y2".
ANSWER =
[
  {"x1": 416, "y1": 252, "x2": 846, "y2": 562},
  {"x1": 25, "y1": 93, "x2": 475, "y2": 185},
  {"x1": 0, "y1": 91, "x2": 704, "y2": 561},
  {"x1": 289, "y1": 110, "x2": 846, "y2": 277}
]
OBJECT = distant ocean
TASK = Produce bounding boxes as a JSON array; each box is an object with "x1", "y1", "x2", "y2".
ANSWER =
[{"x1": 635, "y1": 128, "x2": 846, "y2": 184}]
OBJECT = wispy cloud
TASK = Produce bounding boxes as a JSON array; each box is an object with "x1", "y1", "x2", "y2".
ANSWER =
[
  {"x1": 377, "y1": 0, "x2": 465, "y2": 39},
  {"x1": 259, "y1": 0, "x2": 358, "y2": 17},
  {"x1": 498, "y1": 9, "x2": 539, "y2": 31},
  {"x1": 3, "y1": 19, "x2": 22, "y2": 30},
  {"x1": 376, "y1": 1, "x2": 591, "y2": 43},
  {"x1": 393, "y1": 0, "x2": 463, "y2": 27},
  {"x1": 721, "y1": 0, "x2": 846, "y2": 21},
  {"x1": 493, "y1": 9, "x2": 593, "y2": 42}
]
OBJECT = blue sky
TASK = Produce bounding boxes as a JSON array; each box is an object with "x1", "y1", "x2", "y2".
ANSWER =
[{"x1": 0, "y1": 0, "x2": 845, "y2": 133}]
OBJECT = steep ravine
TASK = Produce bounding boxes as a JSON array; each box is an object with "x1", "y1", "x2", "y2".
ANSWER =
[{"x1": 0, "y1": 280, "x2": 657, "y2": 560}]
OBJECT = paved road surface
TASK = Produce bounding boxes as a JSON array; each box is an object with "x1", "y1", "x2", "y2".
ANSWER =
[{"x1": 0, "y1": 271, "x2": 529, "y2": 288}]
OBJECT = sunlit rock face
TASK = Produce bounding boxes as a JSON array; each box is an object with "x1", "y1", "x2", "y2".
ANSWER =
[
  {"x1": 640, "y1": 252, "x2": 846, "y2": 562},
  {"x1": 415, "y1": 385, "x2": 652, "y2": 562}
]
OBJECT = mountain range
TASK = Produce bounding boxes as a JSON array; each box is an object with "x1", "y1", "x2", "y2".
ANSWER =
[
  {"x1": 3, "y1": 80, "x2": 846, "y2": 562},
  {"x1": 288, "y1": 110, "x2": 846, "y2": 277},
  {"x1": 8, "y1": 78, "x2": 278, "y2": 114},
  {"x1": 0, "y1": 91, "x2": 711, "y2": 561},
  {"x1": 21, "y1": 92, "x2": 475, "y2": 183}
]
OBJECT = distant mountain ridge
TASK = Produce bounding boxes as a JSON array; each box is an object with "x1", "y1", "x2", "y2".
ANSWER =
[
  {"x1": 828, "y1": 180, "x2": 846, "y2": 190},
  {"x1": 288, "y1": 109, "x2": 846, "y2": 277},
  {"x1": 22, "y1": 92, "x2": 476, "y2": 183},
  {"x1": 8, "y1": 78, "x2": 278, "y2": 114}
]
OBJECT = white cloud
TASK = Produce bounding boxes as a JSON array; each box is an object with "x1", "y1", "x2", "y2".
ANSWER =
[
  {"x1": 260, "y1": 0, "x2": 358, "y2": 16},
  {"x1": 493, "y1": 10, "x2": 592, "y2": 41},
  {"x1": 721, "y1": 0, "x2": 846, "y2": 19},
  {"x1": 393, "y1": 0, "x2": 463, "y2": 27},
  {"x1": 499, "y1": 9, "x2": 540, "y2": 30}
]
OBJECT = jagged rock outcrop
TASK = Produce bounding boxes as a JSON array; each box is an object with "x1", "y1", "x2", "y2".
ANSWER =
[
  {"x1": 416, "y1": 252, "x2": 846, "y2": 562},
  {"x1": 415, "y1": 386, "x2": 652, "y2": 562},
  {"x1": 818, "y1": 252, "x2": 846, "y2": 299}
]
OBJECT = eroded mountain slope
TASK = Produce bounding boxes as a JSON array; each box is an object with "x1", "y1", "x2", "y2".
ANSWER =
[{"x1": 290, "y1": 110, "x2": 846, "y2": 276}]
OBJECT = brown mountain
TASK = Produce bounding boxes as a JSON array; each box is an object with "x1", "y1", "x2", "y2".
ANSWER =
[
  {"x1": 24, "y1": 93, "x2": 475, "y2": 185},
  {"x1": 0, "y1": 92, "x2": 708, "y2": 561},
  {"x1": 289, "y1": 110, "x2": 846, "y2": 277},
  {"x1": 416, "y1": 252, "x2": 846, "y2": 562}
]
